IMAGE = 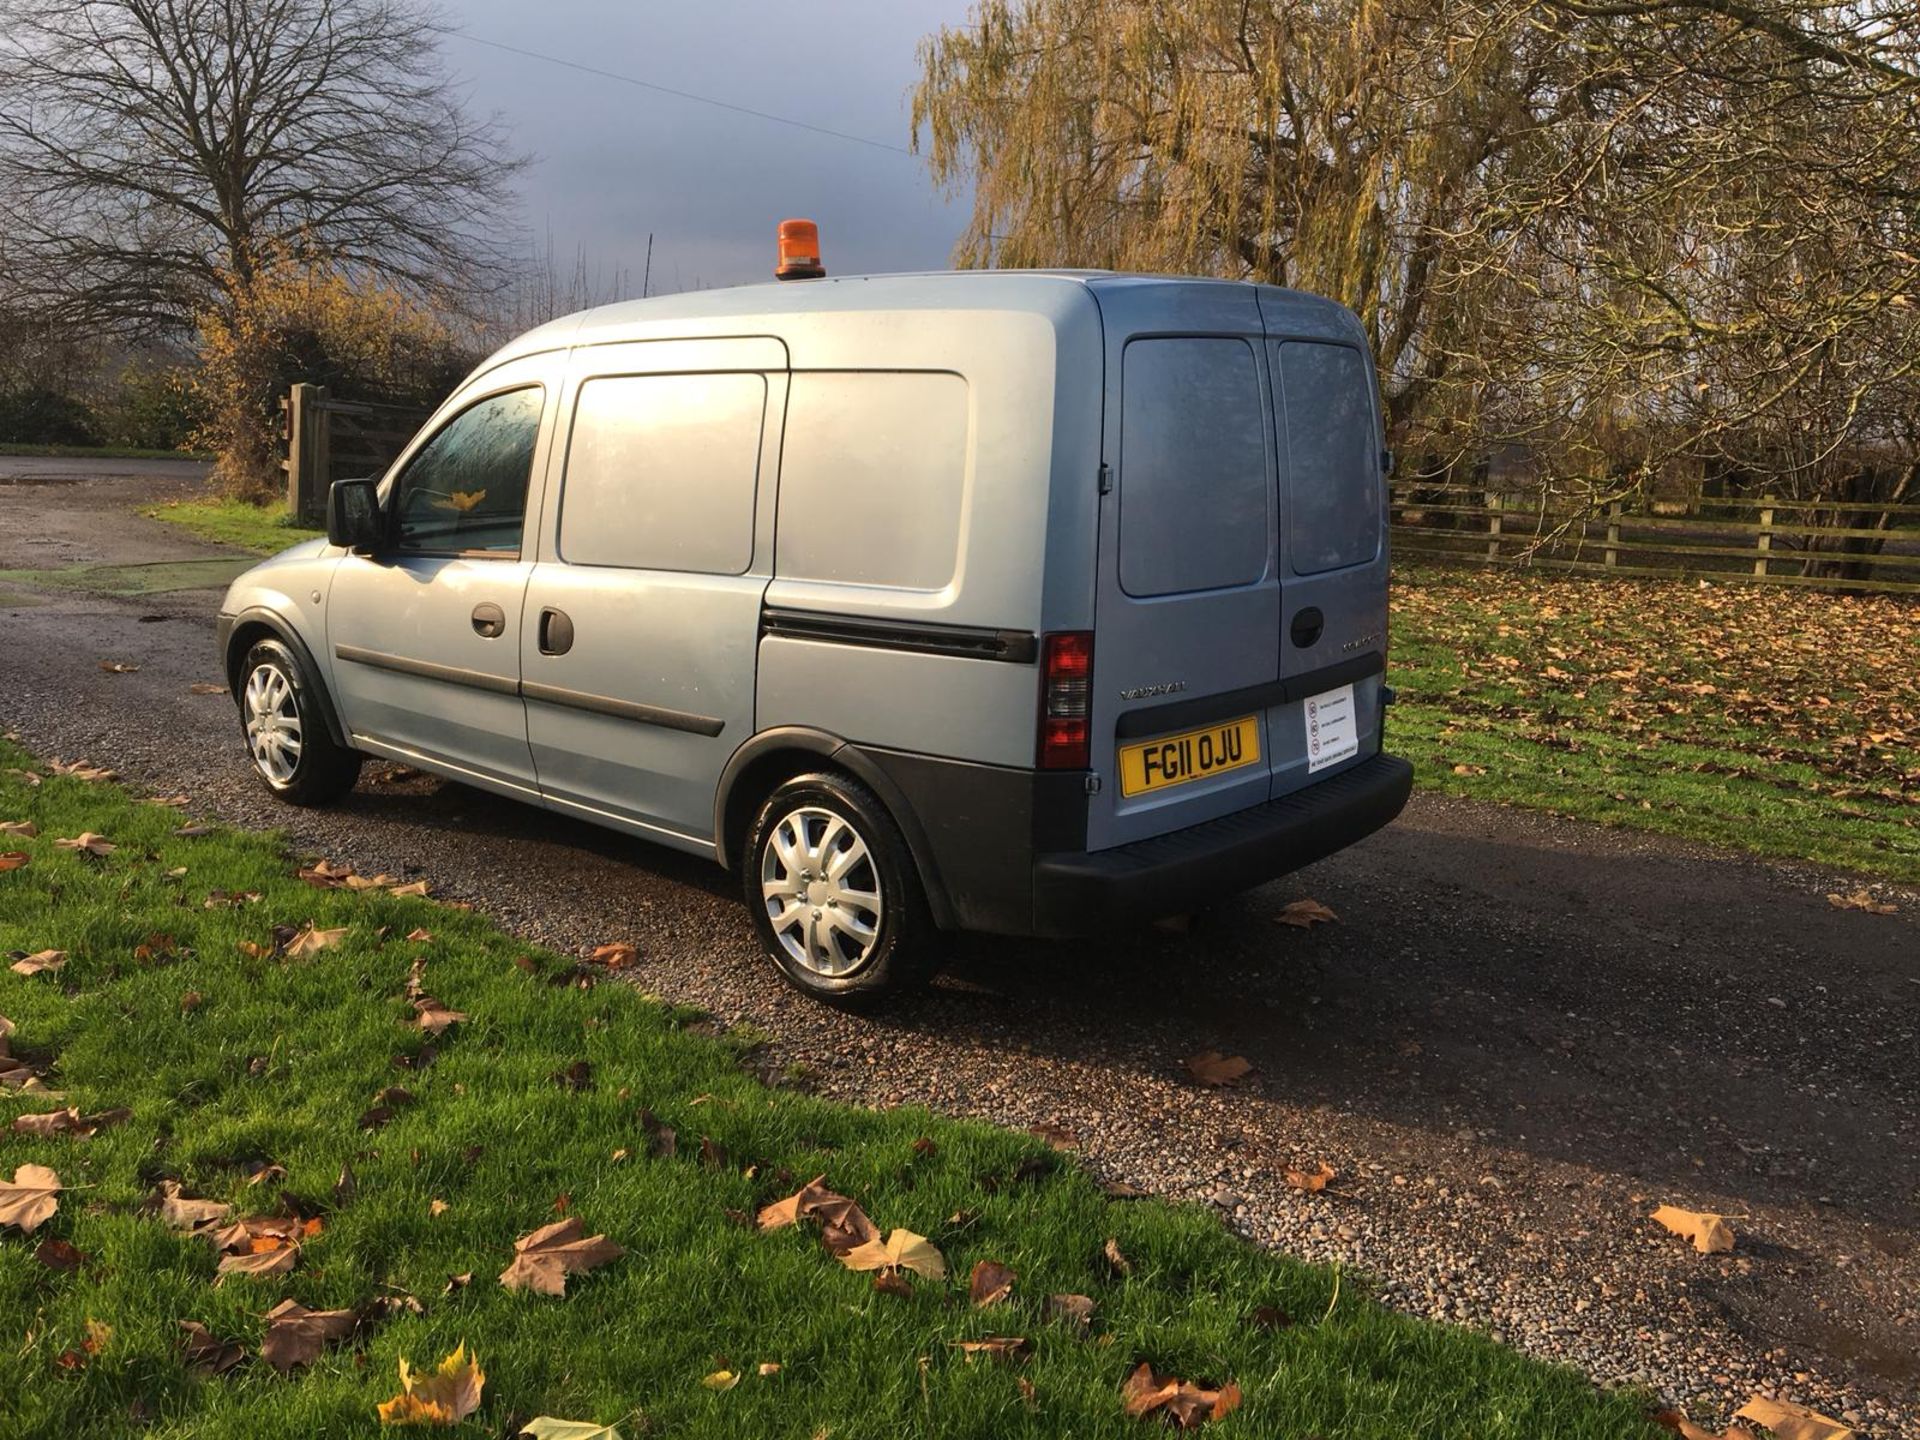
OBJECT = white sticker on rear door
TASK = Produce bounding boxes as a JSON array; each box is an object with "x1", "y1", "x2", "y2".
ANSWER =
[{"x1": 1304, "y1": 684, "x2": 1359, "y2": 773}]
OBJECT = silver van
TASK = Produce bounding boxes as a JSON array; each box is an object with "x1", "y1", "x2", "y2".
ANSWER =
[{"x1": 216, "y1": 266, "x2": 1413, "y2": 1001}]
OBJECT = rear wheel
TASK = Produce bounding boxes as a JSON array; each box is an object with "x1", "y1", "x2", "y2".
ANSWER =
[
  {"x1": 238, "y1": 638, "x2": 362, "y2": 806},
  {"x1": 743, "y1": 772, "x2": 939, "y2": 1003}
]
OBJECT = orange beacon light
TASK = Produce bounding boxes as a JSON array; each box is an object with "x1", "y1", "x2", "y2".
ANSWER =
[{"x1": 775, "y1": 218, "x2": 825, "y2": 280}]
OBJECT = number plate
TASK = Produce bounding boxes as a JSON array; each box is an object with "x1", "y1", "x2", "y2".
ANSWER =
[{"x1": 1118, "y1": 715, "x2": 1261, "y2": 797}]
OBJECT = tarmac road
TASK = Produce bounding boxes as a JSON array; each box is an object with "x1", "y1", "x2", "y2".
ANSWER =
[{"x1": 2, "y1": 464, "x2": 1916, "y2": 1433}]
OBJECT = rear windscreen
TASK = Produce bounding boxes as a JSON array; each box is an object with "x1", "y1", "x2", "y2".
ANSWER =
[
  {"x1": 1119, "y1": 338, "x2": 1269, "y2": 598},
  {"x1": 1277, "y1": 342, "x2": 1381, "y2": 574}
]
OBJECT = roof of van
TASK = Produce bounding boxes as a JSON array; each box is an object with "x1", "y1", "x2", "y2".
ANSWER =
[{"x1": 486, "y1": 269, "x2": 1358, "y2": 368}]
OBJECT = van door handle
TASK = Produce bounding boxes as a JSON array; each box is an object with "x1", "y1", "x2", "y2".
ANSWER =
[
  {"x1": 538, "y1": 607, "x2": 574, "y2": 656},
  {"x1": 470, "y1": 602, "x2": 506, "y2": 638}
]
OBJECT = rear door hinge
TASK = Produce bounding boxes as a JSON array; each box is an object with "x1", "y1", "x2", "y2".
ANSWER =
[{"x1": 1097, "y1": 462, "x2": 1112, "y2": 495}]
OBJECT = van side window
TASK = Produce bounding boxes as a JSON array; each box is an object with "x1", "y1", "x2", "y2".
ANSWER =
[
  {"x1": 559, "y1": 372, "x2": 767, "y2": 574},
  {"x1": 776, "y1": 371, "x2": 967, "y2": 591},
  {"x1": 1119, "y1": 338, "x2": 1268, "y2": 598},
  {"x1": 1277, "y1": 342, "x2": 1381, "y2": 574},
  {"x1": 391, "y1": 386, "x2": 544, "y2": 556}
]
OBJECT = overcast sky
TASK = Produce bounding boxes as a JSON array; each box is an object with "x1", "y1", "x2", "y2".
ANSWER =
[{"x1": 445, "y1": 1, "x2": 973, "y2": 298}]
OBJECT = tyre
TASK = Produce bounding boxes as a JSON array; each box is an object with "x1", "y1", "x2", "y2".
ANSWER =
[
  {"x1": 237, "y1": 637, "x2": 363, "y2": 806},
  {"x1": 743, "y1": 771, "x2": 940, "y2": 1003}
]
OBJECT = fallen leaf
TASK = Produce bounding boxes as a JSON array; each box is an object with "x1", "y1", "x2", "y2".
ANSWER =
[
  {"x1": 1652, "y1": 1204, "x2": 1735, "y2": 1254},
  {"x1": 1284, "y1": 1161, "x2": 1337, "y2": 1194},
  {"x1": 176, "y1": 823, "x2": 216, "y2": 837},
  {"x1": 407, "y1": 928, "x2": 434, "y2": 943},
  {"x1": 840, "y1": 1228, "x2": 947, "y2": 1281},
  {"x1": 445, "y1": 1272, "x2": 473, "y2": 1293},
  {"x1": 343, "y1": 873, "x2": 400, "y2": 891},
  {"x1": 36, "y1": 1236, "x2": 86, "y2": 1272},
  {"x1": 430, "y1": 1199, "x2": 450, "y2": 1217},
  {"x1": 951, "y1": 1336, "x2": 1031, "y2": 1363},
  {"x1": 178, "y1": 1319, "x2": 247, "y2": 1377},
  {"x1": 99, "y1": 660, "x2": 139, "y2": 673},
  {"x1": 12, "y1": 949, "x2": 67, "y2": 978},
  {"x1": 0, "y1": 821, "x2": 36, "y2": 838},
  {"x1": 1732, "y1": 1396, "x2": 1854, "y2": 1439},
  {"x1": 216, "y1": 1241, "x2": 300, "y2": 1280},
  {"x1": 377, "y1": 1341, "x2": 486, "y2": 1426},
  {"x1": 639, "y1": 1107, "x2": 677, "y2": 1159},
  {"x1": 757, "y1": 1362, "x2": 781, "y2": 1376},
  {"x1": 872, "y1": 1270, "x2": 913, "y2": 1297},
  {"x1": 412, "y1": 993, "x2": 468, "y2": 1036},
  {"x1": 1121, "y1": 1362, "x2": 1242, "y2": 1427},
  {"x1": 260, "y1": 1299, "x2": 358, "y2": 1374},
  {"x1": 1275, "y1": 898, "x2": 1338, "y2": 928},
  {"x1": 1653, "y1": 1410, "x2": 1760, "y2": 1440},
  {"x1": 499, "y1": 1217, "x2": 625, "y2": 1296},
  {"x1": 702, "y1": 1369, "x2": 740, "y2": 1392},
  {"x1": 0, "y1": 1163, "x2": 62, "y2": 1232},
  {"x1": 389, "y1": 880, "x2": 431, "y2": 898},
  {"x1": 13, "y1": 1106, "x2": 130, "y2": 1137},
  {"x1": 1183, "y1": 1051, "x2": 1253, "y2": 1087},
  {"x1": 970, "y1": 1259, "x2": 1016, "y2": 1307},
  {"x1": 1047, "y1": 1293, "x2": 1097, "y2": 1332},
  {"x1": 1827, "y1": 889, "x2": 1896, "y2": 915},
  {"x1": 756, "y1": 1175, "x2": 878, "y2": 1256},
  {"x1": 151, "y1": 795, "x2": 190, "y2": 807},
  {"x1": 47, "y1": 759, "x2": 116, "y2": 782},
  {"x1": 590, "y1": 943, "x2": 638, "y2": 969},
  {"x1": 6, "y1": 768, "x2": 43, "y2": 786},
  {"x1": 53, "y1": 832, "x2": 116, "y2": 856},
  {"x1": 1249, "y1": 1304, "x2": 1291, "y2": 1330},
  {"x1": 83, "y1": 1318, "x2": 112, "y2": 1353},
  {"x1": 520, "y1": 1421, "x2": 626, "y2": 1440},
  {"x1": 286, "y1": 924, "x2": 349, "y2": 959},
  {"x1": 189, "y1": 682, "x2": 228, "y2": 695},
  {"x1": 1104, "y1": 1237, "x2": 1133, "y2": 1275},
  {"x1": 0, "y1": 851, "x2": 27, "y2": 871},
  {"x1": 1101, "y1": 1178, "x2": 1152, "y2": 1199},
  {"x1": 154, "y1": 1181, "x2": 232, "y2": 1231}
]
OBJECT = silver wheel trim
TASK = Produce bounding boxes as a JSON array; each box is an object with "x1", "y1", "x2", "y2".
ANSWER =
[
  {"x1": 243, "y1": 661, "x2": 304, "y2": 784},
  {"x1": 759, "y1": 804, "x2": 885, "y2": 977}
]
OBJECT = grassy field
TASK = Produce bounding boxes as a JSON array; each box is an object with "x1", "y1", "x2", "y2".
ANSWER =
[
  {"x1": 0, "y1": 740, "x2": 1664, "y2": 1440},
  {"x1": 1391, "y1": 566, "x2": 1920, "y2": 882},
  {"x1": 142, "y1": 498, "x2": 323, "y2": 555}
]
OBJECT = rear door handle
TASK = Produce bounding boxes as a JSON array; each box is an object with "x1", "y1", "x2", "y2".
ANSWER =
[
  {"x1": 471, "y1": 602, "x2": 506, "y2": 638},
  {"x1": 538, "y1": 607, "x2": 574, "y2": 656}
]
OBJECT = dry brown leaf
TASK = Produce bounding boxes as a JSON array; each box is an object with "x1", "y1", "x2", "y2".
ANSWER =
[
  {"x1": 377, "y1": 1342, "x2": 486, "y2": 1426},
  {"x1": 1733, "y1": 1396, "x2": 1855, "y2": 1439},
  {"x1": 430, "y1": 1199, "x2": 450, "y2": 1217},
  {"x1": 839, "y1": 1228, "x2": 946, "y2": 1280},
  {"x1": 756, "y1": 1174, "x2": 878, "y2": 1256},
  {"x1": 1183, "y1": 1050, "x2": 1253, "y2": 1087},
  {"x1": 1284, "y1": 1161, "x2": 1337, "y2": 1194},
  {"x1": 189, "y1": 682, "x2": 229, "y2": 695},
  {"x1": 155, "y1": 1180, "x2": 232, "y2": 1231},
  {"x1": 99, "y1": 660, "x2": 139, "y2": 673},
  {"x1": 0, "y1": 851, "x2": 28, "y2": 871},
  {"x1": 6, "y1": 768, "x2": 43, "y2": 786},
  {"x1": 36, "y1": 1235, "x2": 85, "y2": 1272},
  {"x1": 590, "y1": 942, "x2": 638, "y2": 969},
  {"x1": 1826, "y1": 889, "x2": 1896, "y2": 915},
  {"x1": 342, "y1": 873, "x2": 400, "y2": 891},
  {"x1": 407, "y1": 928, "x2": 434, "y2": 943},
  {"x1": 0, "y1": 820, "x2": 36, "y2": 838},
  {"x1": 412, "y1": 993, "x2": 468, "y2": 1036},
  {"x1": 951, "y1": 1336, "x2": 1032, "y2": 1363},
  {"x1": 1653, "y1": 1411, "x2": 1760, "y2": 1440},
  {"x1": 178, "y1": 1320, "x2": 247, "y2": 1377},
  {"x1": 1275, "y1": 898, "x2": 1338, "y2": 928},
  {"x1": 1121, "y1": 1362, "x2": 1242, "y2": 1427},
  {"x1": 260, "y1": 1298, "x2": 358, "y2": 1374},
  {"x1": 216, "y1": 1241, "x2": 300, "y2": 1280},
  {"x1": 54, "y1": 832, "x2": 116, "y2": 856},
  {"x1": 1103, "y1": 1237, "x2": 1133, "y2": 1276},
  {"x1": 1, "y1": 1164, "x2": 64, "y2": 1233},
  {"x1": 47, "y1": 759, "x2": 116, "y2": 782},
  {"x1": 12, "y1": 1105, "x2": 130, "y2": 1137},
  {"x1": 285, "y1": 924, "x2": 349, "y2": 958},
  {"x1": 389, "y1": 880, "x2": 431, "y2": 897},
  {"x1": 11, "y1": 949, "x2": 66, "y2": 976},
  {"x1": 969, "y1": 1258, "x2": 1016, "y2": 1307},
  {"x1": 499, "y1": 1216, "x2": 625, "y2": 1296},
  {"x1": 1652, "y1": 1204, "x2": 1735, "y2": 1254},
  {"x1": 1047, "y1": 1293, "x2": 1097, "y2": 1332}
]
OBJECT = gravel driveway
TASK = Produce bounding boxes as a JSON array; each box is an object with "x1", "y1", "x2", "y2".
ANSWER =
[{"x1": 3, "y1": 467, "x2": 1916, "y2": 1434}]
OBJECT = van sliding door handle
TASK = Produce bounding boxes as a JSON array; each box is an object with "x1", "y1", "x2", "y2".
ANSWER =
[
  {"x1": 470, "y1": 602, "x2": 506, "y2": 638},
  {"x1": 538, "y1": 607, "x2": 574, "y2": 656}
]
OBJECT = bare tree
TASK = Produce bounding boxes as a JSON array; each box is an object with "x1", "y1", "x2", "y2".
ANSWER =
[{"x1": 0, "y1": 0, "x2": 524, "y2": 333}]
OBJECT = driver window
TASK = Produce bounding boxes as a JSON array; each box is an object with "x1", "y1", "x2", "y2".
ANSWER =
[{"x1": 392, "y1": 386, "x2": 544, "y2": 556}]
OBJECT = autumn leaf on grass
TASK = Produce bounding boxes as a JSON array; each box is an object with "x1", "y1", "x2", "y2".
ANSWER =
[
  {"x1": 1103, "y1": 1237, "x2": 1133, "y2": 1276},
  {"x1": 0, "y1": 821, "x2": 35, "y2": 839},
  {"x1": 298, "y1": 859, "x2": 355, "y2": 888},
  {"x1": 1, "y1": 1164, "x2": 63, "y2": 1233},
  {"x1": 951, "y1": 1337, "x2": 1032, "y2": 1364},
  {"x1": 47, "y1": 759, "x2": 116, "y2": 782},
  {"x1": 53, "y1": 832, "x2": 116, "y2": 856},
  {"x1": 590, "y1": 943, "x2": 638, "y2": 969},
  {"x1": 1047, "y1": 1293, "x2": 1097, "y2": 1333},
  {"x1": 1275, "y1": 898, "x2": 1338, "y2": 928},
  {"x1": 285, "y1": 924, "x2": 349, "y2": 959},
  {"x1": 970, "y1": 1259, "x2": 1016, "y2": 1307},
  {"x1": 411, "y1": 990, "x2": 468, "y2": 1036},
  {"x1": 521, "y1": 1421, "x2": 627, "y2": 1440},
  {"x1": 177, "y1": 1320, "x2": 246, "y2": 1377},
  {"x1": 701, "y1": 1370, "x2": 741, "y2": 1392},
  {"x1": 390, "y1": 880, "x2": 431, "y2": 898},
  {"x1": 1284, "y1": 1161, "x2": 1337, "y2": 1194},
  {"x1": 13, "y1": 1105, "x2": 130, "y2": 1137},
  {"x1": 153, "y1": 1180, "x2": 231, "y2": 1232},
  {"x1": 1732, "y1": 1397, "x2": 1855, "y2": 1440},
  {"x1": 1652, "y1": 1205, "x2": 1735, "y2": 1255},
  {"x1": 0, "y1": 851, "x2": 28, "y2": 872},
  {"x1": 756, "y1": 1174, "x2": 879, "y2": 1256},
  {"x1": 37, "y1": 1236, "x2": 85, "y2": 1272},
  {"x1": 378, "y1": 1342, "x2": 485, "y2": 1426},
  {"x1": 260, "y1": 1299, "x2": 357, "y2": 1374},
  {"x1": 10, "y1": 950, "x2": 65, "y2": 976},
  {"x1": 1183, "y1": 1051, "x2": 1253, "y2": 1087},
  {"x1": 840, "y1": 1228, "x2": 946, "y2": 1281},
  {"x1": 499, "y1": 1217, "x2": 625, "y2": 1296},
  {"x1": 1827, "y1": 888, "x2": 1896, "y2": 915},
  {"x1": 1121, "y1": 1362, "x2": 1243, "y2": 1428}
]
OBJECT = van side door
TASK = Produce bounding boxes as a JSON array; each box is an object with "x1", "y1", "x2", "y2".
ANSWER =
[{"x1": 522, "y1": 337, "x2": 789, "y2": 851}]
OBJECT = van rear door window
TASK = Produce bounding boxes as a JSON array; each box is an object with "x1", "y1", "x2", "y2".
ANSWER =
[
  {"x1": 560, "y1": 372, "x2": 767, "y2": 575},
  {"x1": 1277, "y1": 342, "x2": 1380, "y2": 575},
  {"x1": 1118, "y1": 338, "x2": 1268, "y2": 598}
]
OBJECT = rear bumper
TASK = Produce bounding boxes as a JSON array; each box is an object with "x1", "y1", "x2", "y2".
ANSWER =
[{"x1": 1029, "y1": 752, "x2": 1413, "y2": 935}]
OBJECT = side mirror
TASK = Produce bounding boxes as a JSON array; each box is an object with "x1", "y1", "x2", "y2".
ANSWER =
[{"x1": 327, "y1": 477, "x2": 383, "y2": 552}]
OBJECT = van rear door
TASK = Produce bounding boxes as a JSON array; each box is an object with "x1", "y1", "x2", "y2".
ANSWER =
[{"x1": 1082, "y1": 280, "x2": 1282, "y2": 851}]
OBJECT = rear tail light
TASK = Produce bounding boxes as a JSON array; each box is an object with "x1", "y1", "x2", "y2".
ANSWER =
[{"x1": 1039, "y1": 630, "x2": 1093, "y2": 769}]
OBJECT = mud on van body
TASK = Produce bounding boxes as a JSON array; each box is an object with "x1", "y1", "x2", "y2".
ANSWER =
[{"x1": 216, "y1": 270, "x2": 1412, "y2": 1001}]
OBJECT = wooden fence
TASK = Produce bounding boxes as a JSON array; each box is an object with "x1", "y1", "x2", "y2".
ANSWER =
[
  {"x1": 1392, "y1": 484, "x2": 1920, "y2": 595},
  {"x1": 281, "y1": 383, "x2": 430, "y2": 525}
]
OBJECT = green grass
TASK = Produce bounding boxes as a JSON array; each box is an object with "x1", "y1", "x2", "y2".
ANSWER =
[
  {"x1": 142, "y1": 498, "x2": 323, "y2": 556},
  {"x1": 0, "y1": 443, "x2": 211, "y2": 461},
  {"x1": 0, "y1": 559, "x2": 255, "y2": 597},
  {"x1": 0, "y1": 741, "x2": 1663, "y2": 1439},
  {"x1": 1391, "y1": 565, "x2": 1920, "y2": 881}
]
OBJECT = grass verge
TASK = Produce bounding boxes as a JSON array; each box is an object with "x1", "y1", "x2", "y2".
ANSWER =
[
  {"x1": 1391, "y1": 566, "x2": 1920, "y2": 883},
  {"x1": 142, "y1": 498, "x2": 323, "y2": 556},
  {"x1": 0, "y1": 740, "x2": 1661, "y2": 1439},
  {"x1": 0, "y1": 444, "x2": 211, "y2": 462}
]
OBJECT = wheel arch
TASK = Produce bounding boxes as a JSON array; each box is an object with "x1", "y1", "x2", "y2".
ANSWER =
[
  {"x1": 224, "y1": 607, "x2": 350, "y2": 749},
  {"x1": 714, "y1": 727, "x2": 957, "y2": 930}
]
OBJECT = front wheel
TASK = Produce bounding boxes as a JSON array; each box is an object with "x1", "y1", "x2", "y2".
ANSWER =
[
  {"x1": 238, "y1": 638, "x2": 362, "y2": 806},
  {"x1": 743, "y1": 772, "x2": 940, "y2": 1004}
]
